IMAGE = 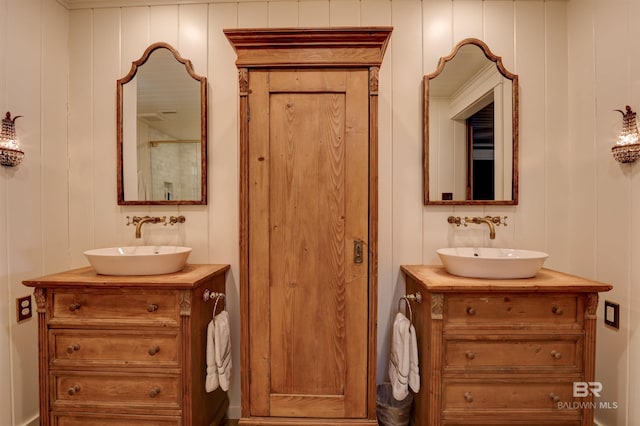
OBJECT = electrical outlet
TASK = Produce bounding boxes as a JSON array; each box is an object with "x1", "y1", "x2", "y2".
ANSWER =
[
  {"x1": 604, "y1": 300, "x2": 619, "y2": 329},
  {"x1": 16, "y1": 295, "x2": 32, "y2": 322}
]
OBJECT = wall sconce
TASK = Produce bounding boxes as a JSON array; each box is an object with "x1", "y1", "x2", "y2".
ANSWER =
[
  {"x1": 0, "y1": 112, "x2": 24, "y2": 167},
  {"x1": 612, "y1": 105, "x2": 640, "y2": 163}
]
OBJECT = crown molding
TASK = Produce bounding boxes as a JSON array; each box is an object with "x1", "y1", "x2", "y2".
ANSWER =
[
  {"x1": 58, "y1": 0, "x2": 221, "y2": 10},
  {"x1": 58, "y1": 0, "x2": 569, "y2": 11}
]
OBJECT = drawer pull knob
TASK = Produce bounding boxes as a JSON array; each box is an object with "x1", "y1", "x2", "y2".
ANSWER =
[
  {"x1": 464, "y1": 392, "x2": 474, "y2": 403},
  {"x1": 466, "y1": 307, "x2": 476, "y2": 316},
  {"x1": 549, "y1": 392, "x2": 561, "y2": 403},
  {"x1": 552, "y1": 306, "x2": 563, "y2": 315},
  {"x1": 67, "y1": 385, "x2": 81, "y2": 396},
  {"x1": 149, "y1": 386, "x2": 161, "y2": 398},
  {"x1": 147, "y1": 304, "x2": 159, "y2": 313},
  {"x1": 68, "y1": 302, "x2": 81, "y2": 312},
  {"x1": 551, "y1": 350, "x2": 562, "y2": 360},
  {"x1": 148, "y1": 345, "x2": 160, "y2": 356},
  {"x1": 66, "y1": 344, "x2": 80, "y2": 354},
  {"x1": 465, "y1": 351, "x2": 475, "y2": 360}
]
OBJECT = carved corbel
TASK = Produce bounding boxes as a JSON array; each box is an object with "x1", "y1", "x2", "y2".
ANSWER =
[
  {"x1": 239, "y1": 68, "x2": 249, "y2": 97},
  {"x1": 33, "y1": 288, "x2": 46, "y2": 313},
  {"x1": 586, "y1": 293, "x2": 599, "y2": 320},
  {"x1": 369, "y1": 67, "x2": 379, "y2": 95},
  {"x1": 431, "y1": 293, "x2": 444, "y2": 320},
  {"x1": 180, "y1": 290, "x2": 192, "y2": 316}
]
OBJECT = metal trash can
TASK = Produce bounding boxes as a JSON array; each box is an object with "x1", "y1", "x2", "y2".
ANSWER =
[{"x1": 376, "y1": 383, "x2": 413, "y2": 426}]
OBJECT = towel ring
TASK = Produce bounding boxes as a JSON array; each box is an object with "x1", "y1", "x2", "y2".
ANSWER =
[
  {"x1": 203, "y1": 289, "x2": 224, "y2": 302},
  {"x1": 399, "y1": 296, "x2": 414, "y2": 323},
  {"x1": 203, "y1": 289, "x2": 226, "y2": 313},
  {"x1": 212, "y1": 294, "x2": 225, "y2": 315},
  {"x1": 398, "y1": 291, "x2": 422, "y2": 323}
]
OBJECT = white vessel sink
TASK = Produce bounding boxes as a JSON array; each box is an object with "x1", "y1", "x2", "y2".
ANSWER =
[
  {"x1": 84, "y1": 246, "x2": 192, "y2": 276},
  {"x1": 436, "y1": 247, "x2": 548, "y2": 279}
]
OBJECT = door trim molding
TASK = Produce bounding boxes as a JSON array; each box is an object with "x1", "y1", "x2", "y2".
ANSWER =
[{"x1": 226, "y1": 27, "x2": 392, "y2": 422}]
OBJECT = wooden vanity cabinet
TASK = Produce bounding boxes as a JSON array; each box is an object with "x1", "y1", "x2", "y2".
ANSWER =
[
  {"x1": 23, "y1": 264, "x2": 230, "y2": 426},
  {"x1": 225, "y1": 28, "x2": 391, "y2": 426},
  {"x1": 401, "y1": 265, "x2": 612, "y2": 426}
]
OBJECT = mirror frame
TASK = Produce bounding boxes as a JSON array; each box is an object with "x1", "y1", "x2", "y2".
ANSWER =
[
  {"x1": 423, "y1": 38, "x2": 518, "y2": 206},
  {"x1": 117, "y1": 42, "x2": 208, "y2": 205}
]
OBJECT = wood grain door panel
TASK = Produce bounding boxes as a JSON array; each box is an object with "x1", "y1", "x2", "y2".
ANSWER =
[{"x1": 248, "y1": 69, "x2": 369, "y2": 419}]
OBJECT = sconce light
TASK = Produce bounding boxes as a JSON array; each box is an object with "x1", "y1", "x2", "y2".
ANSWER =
[
  {"x1": 0, "y1": 112, "x2": 24, "y2": 167},
  {"x1": 612, "y1": 105, "x2": 640, "y2": 163}
]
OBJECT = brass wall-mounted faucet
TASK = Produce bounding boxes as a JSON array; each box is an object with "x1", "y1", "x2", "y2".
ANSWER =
[
  {"x1": 126, "y1": 215, "x2": 187, "y2": 239},
  {"x1": 126, "y1": 216, "x2": 166, "y2": 239},
  {"x1": 447, "y1": 215, "x2": 508, "y2": 240}
]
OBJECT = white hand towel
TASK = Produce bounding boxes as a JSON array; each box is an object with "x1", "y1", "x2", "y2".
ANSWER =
[
  {"x1": 388, "y1": 312, "x2": 411, "y2": 401},
  {"x1": 214, "y1": 310, "x2": 232, "y2": 392},
  {"x1": 408, "y1": 323, "x2": 420, "y2": 393},
  {"x1": 205, "y1": 320, "x2": 219, "y2": 392}
]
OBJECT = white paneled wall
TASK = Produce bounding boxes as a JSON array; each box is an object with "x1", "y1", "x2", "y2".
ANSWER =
[
  {"x1": 1, "y1": 0, "x2": 637, "y2": 425},
  {"x1": 0, "y1": 0, "x2": 10, "y2": 419},
  {"x1": 568, "y1": 1, "x2": 636, "y2": 425},
  {"x1": 592, "y1": 0, "x2": 630, "y2": 422},
  {"x1": 0, "y1": 0, "x2": 69, "y2": 425},
  {"x1": 0, "y1": 0, "x2": 9, "y2": 420},
  {"x1": 64, "y1": 1, "x2": 572, "y2": 420},
  {"x1": 5, "y1": 0, "x2": 44, "y2": 421}
]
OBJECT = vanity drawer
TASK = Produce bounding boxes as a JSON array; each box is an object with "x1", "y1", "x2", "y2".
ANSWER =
[
  {"x1": 445, "y1": 294, "x2": 582, "y2": 328},
  {"x1": 49, "y1": 289, "x2": 181, "y2": 327},
  {"x1": 442, "y1": 421, "x2": 580, "y2": 426},
  {"x1": 445, "y1": 336, "x2": 582, "y2": 372},
  {"x1": 442, "y1": 380, "x2": 577, "y2": 413},
  {"x1": 52, "y1": 413, "x2": 181, "y2": 426},
  {"x1": 51, "y1": 371, "x2": 181, "y2": 412},
  {"x1": 49, "y1": 329, "x2": 180, "y2": 368}
]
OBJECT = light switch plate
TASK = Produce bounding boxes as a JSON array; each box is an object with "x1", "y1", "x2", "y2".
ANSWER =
[{"x1": 604, "y1": 300, "x2": 619, "y2": 329}]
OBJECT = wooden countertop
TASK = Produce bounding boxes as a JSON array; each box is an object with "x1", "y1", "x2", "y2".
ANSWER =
[
  {"x1": 22, "y1": 263, "x2": 230, "y2": 289},
  {"x1": 401, "y1": 265, "x2": 613, "y2": 293}
]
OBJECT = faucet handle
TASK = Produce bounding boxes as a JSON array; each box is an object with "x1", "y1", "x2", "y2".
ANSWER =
[
  {"x1": 126, "y1": 216, "x2": 141, "y2": 226},
  {"x1": 447, "y1": 216, "x2": 465, "y2": 227},
  {"x1": 168, "y1": 215, "x2": 186, "y2": 226},
  {"x1": 486, "y1": 215, "x2": 508, "y2": 226}
]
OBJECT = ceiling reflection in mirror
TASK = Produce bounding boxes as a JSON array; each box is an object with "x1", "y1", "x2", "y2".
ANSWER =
[
  {"x1": 424, "y1": 38, "x2": 518, "y2": 205},
  {"x1": 117, "y1": 42, "x2": 207, "y2": 205}
]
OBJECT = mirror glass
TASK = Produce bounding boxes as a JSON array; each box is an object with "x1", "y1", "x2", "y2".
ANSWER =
[
  {"x1": 117, "y1": 42, "x2": 207, "y2": 205},
  {"x1": 424, "y1": 38, "x2": 518, "y2": 205}
]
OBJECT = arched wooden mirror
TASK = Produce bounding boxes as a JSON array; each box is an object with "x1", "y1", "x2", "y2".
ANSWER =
[
  {"x1": 117, "y1": 42, "x2": 207, "y2": 205},
  {"x1": 424, "y1": 38, "x2": 518, "y2": 205}
]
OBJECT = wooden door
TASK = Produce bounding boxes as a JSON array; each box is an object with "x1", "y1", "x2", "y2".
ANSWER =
[{"x1": 247, "y1": 69, "x2": 370, "y2": 419}]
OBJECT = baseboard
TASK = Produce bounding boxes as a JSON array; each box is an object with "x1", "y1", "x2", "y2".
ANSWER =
[
  {"x1": 228, "y1": 404, "x2": 241, "y2": 421},
  {"x1": 22, "y1": 415, "x2": 39, "y2": 426}
]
